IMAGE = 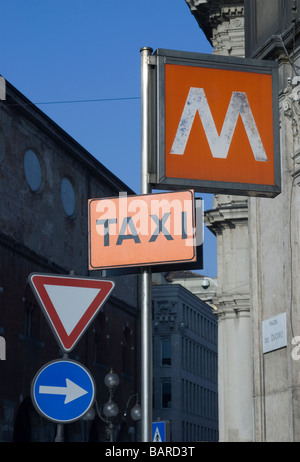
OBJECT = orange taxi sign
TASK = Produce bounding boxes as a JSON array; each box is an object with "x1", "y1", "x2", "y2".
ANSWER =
[
  {"x1": 88, "y1": 190, "x2": 198, "y2": 270},
  {"x1": 155, "y1": 49, "x2": 280, "y2": 197}
]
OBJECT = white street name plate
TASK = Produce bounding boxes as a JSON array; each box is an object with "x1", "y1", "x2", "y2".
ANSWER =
[{"x1": 262, "y1": 312, "x2": 287, "y2": 354}]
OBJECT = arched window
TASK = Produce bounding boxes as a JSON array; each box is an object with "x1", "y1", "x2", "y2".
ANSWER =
[
  {"x1": 0, "y1": 130, "x2": 5, "y2": 165},
  {"x1": 60, "y1": 177, "x2": 76, "y2": 216},
  {"x1": 24, "y1": 149, "x2": 42, "y2": 192}
]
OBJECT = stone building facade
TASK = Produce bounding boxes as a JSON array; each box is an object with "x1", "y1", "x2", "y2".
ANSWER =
[
  {"x1": 185, "y1": 0, "x2": 300, "y2": 442},
  {"x1": 0, "y1": 80, "x2": 140, "y2": 441},
  {"x1": 246, "y1": 0, "x2": 300, "y2": 442}
]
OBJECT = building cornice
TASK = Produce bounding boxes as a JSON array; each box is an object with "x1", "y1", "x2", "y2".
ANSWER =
[
  {"x1": 204, "y1": 202, "x2": 248, "y2": 235},
  {"x1": 185, "y1": 0, "x2": 244, "y2": 45}
]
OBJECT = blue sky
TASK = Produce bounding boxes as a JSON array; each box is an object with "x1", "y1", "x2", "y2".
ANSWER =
[{"x1": 0, "y1": 0, "x2": 217, "y2": 276}]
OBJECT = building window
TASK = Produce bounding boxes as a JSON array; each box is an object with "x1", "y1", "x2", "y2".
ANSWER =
[
  {"x1": 0, "y1": 130, "x2": 5, "y2": 164},
  {"x1": 22, "y1": 298, "x2": 39, "y2": 339},
  {"x1": 24, "y1": 149, "x2": 42, "y2": 192},
  {"x1": 161, "y1": 338, "x2": 171, "y2": 366},
  {"x1": 61, "y1": 177, "x2": 76, "y2": 216},
  {"x1": 162, "y1": 379, "x2": 171, "y2": 408}
]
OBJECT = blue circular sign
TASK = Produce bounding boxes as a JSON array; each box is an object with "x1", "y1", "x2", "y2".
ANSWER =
[{"x1": 31, "y1": 359, "x2": 96, "y2": 423}]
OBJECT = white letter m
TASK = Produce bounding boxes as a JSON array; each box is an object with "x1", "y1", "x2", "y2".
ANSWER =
[{"x1": 170, "y1": 88, "x2": 268, "y2": 162}]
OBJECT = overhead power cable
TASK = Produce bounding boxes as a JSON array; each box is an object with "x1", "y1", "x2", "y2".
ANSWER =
[
  {"x1": 34, "y1": 96, "x2": 141, "y2": 106},
  {"x1": 3, "y1": 95, "x2": 141, "y2": 107}
]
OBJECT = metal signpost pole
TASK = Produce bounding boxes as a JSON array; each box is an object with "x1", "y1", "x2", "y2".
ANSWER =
[
  {"x1": 140, "y1": 46, "x2": 153, "y2": 442},
  {"x1": 54, "y1": 352, "x2": 69, "y2": 442}
]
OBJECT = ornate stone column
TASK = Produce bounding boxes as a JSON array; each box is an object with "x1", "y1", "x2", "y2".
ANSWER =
[
  {"x1": 283, "y1": 76, "x2": 300, "y2": 175},
  {"x1": 185, "y1": 0, "x2": 253, "y2": 441},
  {"x1": 204, "y1": 194, "x2": 252, "y2": 441}
]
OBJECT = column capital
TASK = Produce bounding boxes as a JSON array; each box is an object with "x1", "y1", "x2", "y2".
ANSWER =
[{"x1": 215, "y1": 293, "x2": 250, "y2": 319}]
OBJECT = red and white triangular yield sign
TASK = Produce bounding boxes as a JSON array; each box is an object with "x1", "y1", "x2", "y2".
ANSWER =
[{"x1": 28, "y1": 273, "x2": 115, "y2": 353}]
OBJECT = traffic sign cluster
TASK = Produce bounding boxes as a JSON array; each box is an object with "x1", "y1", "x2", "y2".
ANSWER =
[{"x1": 29, "y1": 274, "x2": 114, "y2": 424}]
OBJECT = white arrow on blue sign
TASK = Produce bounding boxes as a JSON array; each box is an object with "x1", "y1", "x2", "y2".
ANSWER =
[{"x1": 31, "y1": 359, "x2": 95, "y2": 423}]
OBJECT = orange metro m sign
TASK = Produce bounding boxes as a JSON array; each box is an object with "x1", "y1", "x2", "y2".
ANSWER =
[{"x1": 155, "y1": 49, "x2": 281, "y2": 197}]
